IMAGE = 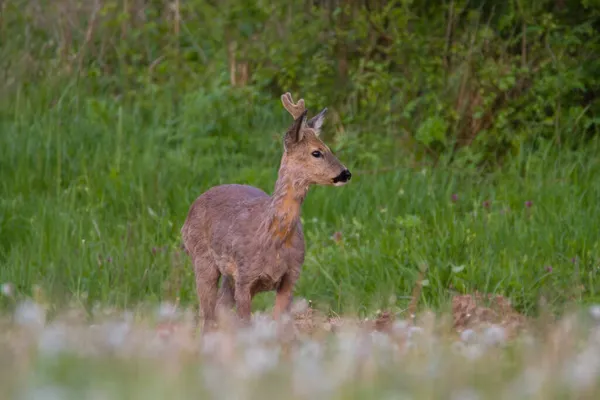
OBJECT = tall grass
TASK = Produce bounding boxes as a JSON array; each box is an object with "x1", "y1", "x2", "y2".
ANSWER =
[{"x1": 1, "y1": 86, "x2": 599, "y2": 318}]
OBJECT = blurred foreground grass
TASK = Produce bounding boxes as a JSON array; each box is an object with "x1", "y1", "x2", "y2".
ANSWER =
[{"x1": 1, "y1": 297, "x2": 600, "y2": 399}]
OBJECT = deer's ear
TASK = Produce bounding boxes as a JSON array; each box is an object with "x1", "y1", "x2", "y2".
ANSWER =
[
  {"x1": 284, "y1": 109, "x2": 308, "y2": 150},
  {"x1": 307, "y1": 107, "x2": 327, "y2": 134}
]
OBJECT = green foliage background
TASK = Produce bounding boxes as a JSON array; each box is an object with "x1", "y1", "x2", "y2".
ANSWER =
[{"x1": 1, "y1": 0, "x2": 600, "y2": 316}]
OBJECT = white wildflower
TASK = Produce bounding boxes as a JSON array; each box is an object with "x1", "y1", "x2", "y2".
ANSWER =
[
  {"x1": 462, "y1": 344, "x2": 484, "y2": 361},
  {"x1": 104, "y1": 321, "x2": 130, "y2": 350},
  {"x1": 295, "y1": 340, "x2": 323, "y2": 361},
  {"x1": 370, "y1": 331, "x2": 391, "y2": 349},
  {"x1": 460, "y1": 329, "x2": 477, "y2": 344},
  {"x1": 14, "y1": 300, "x2": 45, "y2": 328},
  {"x1": 1, "y1": 282, "x2": 13, "y2": 297},
  {"x1": 333, "y1": 329, "x2": 364, "y2": 378},
  {"x1": 391, "y1": 320, "x2": 410, "y2": 337},
  {"x1": 589, "y1": 305, "x2": 600, "y2": 321},
  {"x1": 156, "y1": 301, "x2": 178, "y2": 321},
  {"x1": 407, "y1": 326, "x2": 424, "y2": 339},
  {"x1": 293, "y1": 344, "x2": 335, "y2": 399},
  {"x1": 201, "y1": 331, "x2": 225, "y2": 356},
  {"x1": 122, "y1": 310, "x2": 134, "y2": 323},
  {"x1": 290, "y1": 298, "x2": 309, "y2": 315},
  {"x1": 336, "y1": 329, "x2": 361, "y2": 358},
  {"x1": 237, "y1": 314, "x2": 278, "y2": 346},
  {"x1": 482, "y1": 325, "x2": 506, "y2": 347},
  {"x1": 38, "y1": 324, "x2": 69, "y2": 357},
  {"x1": 239, "y1": 345, "x2": 280, "y2": 378},
  {"x1": 563, "y1": 345, "x2": 600, "y2": 392}
]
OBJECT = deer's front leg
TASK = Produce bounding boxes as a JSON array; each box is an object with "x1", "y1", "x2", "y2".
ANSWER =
[
  {"x1": 193, "y1": 255, "x2": 220, "y2": 332},
  {"x1": 273, "y1": 272, "x2": 298, "y2": 320}
]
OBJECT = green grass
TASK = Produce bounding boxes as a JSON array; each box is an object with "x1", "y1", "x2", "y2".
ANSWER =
[{"x1": 1, "y1": 85, "x2": 600, "y2": 318}]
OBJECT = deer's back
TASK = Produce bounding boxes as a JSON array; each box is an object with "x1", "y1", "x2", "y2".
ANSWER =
[{"x1": 182, "y1": 184, "x2": 271, "y2": 253}]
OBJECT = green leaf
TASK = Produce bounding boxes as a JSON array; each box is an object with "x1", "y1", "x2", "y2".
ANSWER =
[{"x1": 415, "y1": 116, "x2": 448, "y2": 146}]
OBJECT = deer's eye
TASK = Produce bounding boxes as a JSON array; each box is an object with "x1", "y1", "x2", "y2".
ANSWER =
[{"x1": 311, "y1": 150, "x2": 322, "y2": 158}]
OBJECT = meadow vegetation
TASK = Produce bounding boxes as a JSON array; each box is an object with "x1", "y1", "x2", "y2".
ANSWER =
[{"x1": 1, "y1": 0, "x2": 600, "y2": 398}]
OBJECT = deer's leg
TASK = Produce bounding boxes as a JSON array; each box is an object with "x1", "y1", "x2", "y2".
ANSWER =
[
  {"x1": 234, "y1": 280, "x2": 252, "y2": 323},
  {"x1": 216, "y1": 275, "x2": 235, "y2": 314},
  {"x1": 193, "y1": 255, "x2": 220, "y2": 332},
  {"x1": 273, "y1": 272, "x2": 297, "y2": 320}
]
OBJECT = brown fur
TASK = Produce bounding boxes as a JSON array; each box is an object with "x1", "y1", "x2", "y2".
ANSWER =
[{"x1": 181, "y1": 93, "x2": 351, "y2": 331}]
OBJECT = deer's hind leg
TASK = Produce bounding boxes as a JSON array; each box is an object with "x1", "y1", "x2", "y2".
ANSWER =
[
  {"x1": 193, "y1": 254, "x2": 220, "y2": 332},
  {"x1": 234, "y1": 279, "x2": 253, "y2": 324},
  {"x1": 216, "y1": 275, "x2": 236, "y2": 315},
  {"x1": 273, "y1": 272, "x2": 298, "y2": 320}
]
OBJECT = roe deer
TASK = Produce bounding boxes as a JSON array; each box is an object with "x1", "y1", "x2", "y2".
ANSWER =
[{"x1": 181, "y1": 92, "x2": 352, "y2": 331}]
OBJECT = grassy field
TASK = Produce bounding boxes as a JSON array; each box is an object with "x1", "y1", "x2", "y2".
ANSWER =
[
  {"x1": 2, "y1": 86, "x2": 600, "y2": 398},
  {"x1": 2, "y1": 87, "x2": 600, "y2": 316}
]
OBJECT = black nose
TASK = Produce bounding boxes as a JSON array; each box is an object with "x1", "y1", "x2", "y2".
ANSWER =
[{"x1": 333, "y1": 169, "x2": 352, "y2": 183}]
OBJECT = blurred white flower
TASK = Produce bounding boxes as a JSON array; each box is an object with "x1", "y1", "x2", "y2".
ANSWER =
[
  {"x1": 460, "y1": 329, "x2": 477, "y2": 344},
  {"x1": 202, "y1": 331, "x2": 226, "y2": 356},
  {"x1": 482, "y1": 325, "x2": 506, "y2": 347},
  {"x1": 157, "y1": 301, "x2": 178, "y2": 321},
  {"x1": 370, "y1": 331, "x2": 395, "y2": 364},
  {"x1": 239, "y1": 345, "x2": 280, "y2": 378},
  {"x1": 14, "y1": 300, "x2": 45, "y2": 328},
  {"x1": 407, "y1": 326, "x2": 424, "y2": 339},
  {"x1": 392, "y1": 320, "x2": 410, "y2": 337},
  {"x1": 371, "y1": 331, "x2": 392, "y2": 347},
  {"x1": 38, "y1": 324, "x2": 69, "y2": 357},
  {"x1": 589, "y1": 305, "x2": 600, "y2": 321},
  {"x1": 334, "y1": 329, "x2": 363, "y2": 377},
  {"x1": 294, "y1": 340, "x2": 323, "y2": 362},
  {"x1": 462, "y1": 344, "x2": 484, "y2": 361},
  {"x1": 290, "y1": 298, "x2": 309, "y2": 315},
  {"x1": 1, "y1": 282, "x2": 13, "y2": 297},
  {"x1": 563, "y1": 345, "x2": 600, "y2": 392},
  {"x1": 293, "y1": 347, "x2": 335, "y2": 400},
  {"x1": 336, "y1": 329, "x2": 361, "y2": 358},
  {"x1": 122, "y1": 310, "x2": 134, "y2": 323},
  {"x1": 104, "y1": 321, "x2": 130, "y2": 350},
  {"x1": 237, "y1": 314, "x2": 278, "y2": 346}
]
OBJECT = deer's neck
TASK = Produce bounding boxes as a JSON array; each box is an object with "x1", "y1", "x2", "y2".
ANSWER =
[{"x1": 265, "y1": 159, "x2": 309, "y2": 245}]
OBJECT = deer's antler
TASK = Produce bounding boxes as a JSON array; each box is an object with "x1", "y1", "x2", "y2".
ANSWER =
[{"x1": 281, "y1": 92, "x2": 306, "y2": 120}]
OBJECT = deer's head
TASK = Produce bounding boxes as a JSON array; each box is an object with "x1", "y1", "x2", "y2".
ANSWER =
[{"x1": 279, "y1": 92, "x2": 351, "y2": 187}]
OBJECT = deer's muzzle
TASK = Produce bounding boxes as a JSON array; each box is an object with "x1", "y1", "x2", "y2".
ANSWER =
[{"x1": 333, "y1": 169, "x2": 352, "y2": 185}]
